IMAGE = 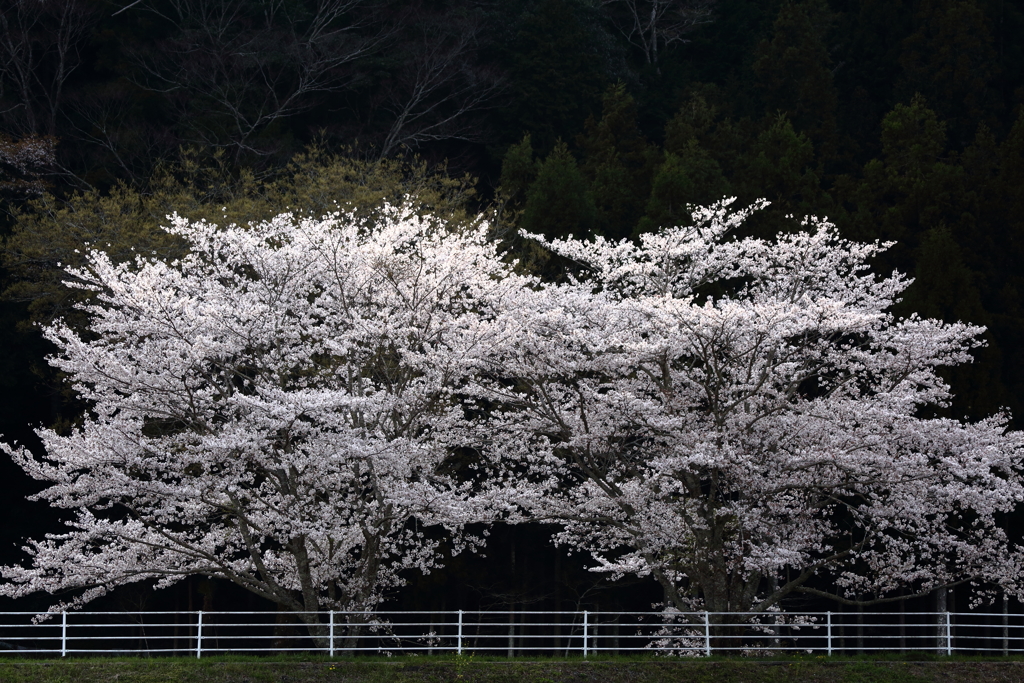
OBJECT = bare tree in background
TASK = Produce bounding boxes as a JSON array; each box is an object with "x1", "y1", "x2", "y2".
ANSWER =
[
  {"x1": 369, "y1": 8, "x2": 504, "y2": 158},
  {"x1": 125, "y1": 0, "x2": 391, "y2": 159},
  {"x1": 0, "y1": 0, "x2": 99, "y2": 135},
  {"x1": 2, "y1": 0, "x2": 505, "y2": 181},
  {"x1": 63, "y1": 83, "x2": 181, "y2": 185},
  {"x1": 600, "y1": 0, "x2": 716, "y2": 70}
]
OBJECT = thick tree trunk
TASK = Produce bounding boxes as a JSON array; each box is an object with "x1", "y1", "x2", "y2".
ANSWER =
[
  {"x1": 342, "y1": 614, "x2": 368, "y2": 651},
  {"x1": 297, "y1": 613, "x2": 330, "y2": 652},
  {"x1": 935, "y1": 587, "x2": 948, "y2": 653},
  {"x1": 653, "y1": 557, "x2": 761, "y2": 653}
]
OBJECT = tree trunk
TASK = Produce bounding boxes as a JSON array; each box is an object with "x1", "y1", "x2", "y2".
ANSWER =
[
  {"x1": 342, "y1": 612, "x2": 369, "y2": 651},
  {"x1": 935, "y1": 587, "x2": 948, "y2": 654},
  {"x1": 1002, "y1": 592, "x2": 1009, "y2": 656}
]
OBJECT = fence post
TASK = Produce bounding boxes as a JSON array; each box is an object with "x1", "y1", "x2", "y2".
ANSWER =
[
  {"x1": 61, "y1": 610, "x2": 67, "y2": 657},
  {"x1": 703, "y1": 611, "x2": 711, "y2": 657},
  {"x1": 582, "y1": 611, "x2": 588, "y2": 658},
  {"x1": 1003, "y1": 594, "x2": 1009, "y2": 656},
  {"x1": 946, "y1": 612, "x2": 952, "y2": 656},
  {"x1": 458, "y1": 610, "x2": 464, "y2": 655},
  {"x1": 329, "y1": 610, "x2": 335, "y2": 657},
  {"x1": 196, "y1": 611, "x2": 203, "y2": 659},
  {"x1": 827, "y1": 612, "x2": 832, "y2": 657}
]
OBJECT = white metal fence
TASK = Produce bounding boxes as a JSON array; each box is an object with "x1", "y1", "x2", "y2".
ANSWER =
[{"x1": 1, "y1": 609, "x2": 1023, "y2": 657}]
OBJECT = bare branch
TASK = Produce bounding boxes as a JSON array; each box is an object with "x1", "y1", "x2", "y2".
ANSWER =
[
  {"x1": 600, "y1": 0, "x2": 717, "y2": 68},
  {"x1": 367, "y1": 8, "x2": 505, "y2": 158},
  {"x1": 0, "y1": 0, "x2": 99, "y2": 135},
  {"x1": 125, "y1": 0, "x2": 393, "y2": 157}
]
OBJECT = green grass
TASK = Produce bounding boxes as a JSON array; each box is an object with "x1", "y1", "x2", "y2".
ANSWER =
[{"x1": 2, "y1": 654, "x2": 1023, "y2": 683}]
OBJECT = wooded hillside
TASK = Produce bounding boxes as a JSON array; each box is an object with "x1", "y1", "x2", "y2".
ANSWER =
[{"x1": 3, "y1": 0, "x2": 1024, "y2": 619}]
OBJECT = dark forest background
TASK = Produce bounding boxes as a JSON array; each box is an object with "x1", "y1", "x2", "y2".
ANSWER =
[{"x1": 3, "y1": 0, "x2": 1024, "y2": 620}]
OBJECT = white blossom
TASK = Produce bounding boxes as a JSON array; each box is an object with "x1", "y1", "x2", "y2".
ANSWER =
[
  {"x1": 1, "y1": 205, "x2": 526, "y2": 639},
  {"x1": 480, "y1": 198, "x2": 1024, "y2": 618},
  {"x1": 4, "y1": 196, "x2": 1023, "y2": 636}
]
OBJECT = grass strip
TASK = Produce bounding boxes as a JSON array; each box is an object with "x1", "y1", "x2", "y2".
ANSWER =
[{"x1": 3, "y1": 655, "x2": 1024, "y2": 683}]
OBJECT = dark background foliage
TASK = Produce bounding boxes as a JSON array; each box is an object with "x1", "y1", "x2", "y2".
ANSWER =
[{"x1": 3, "y1": 0, "x2": 1024, "y2": 618}]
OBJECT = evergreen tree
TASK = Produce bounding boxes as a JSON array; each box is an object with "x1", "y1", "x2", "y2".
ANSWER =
[
  {"x1": 899, "y1": 225, "x2": 1006, "y2": 419},
  {"x1": 499, "y1": 0, "x2": 615, "y2": 153},
  {"x1": 663, "y1": 89, "x2": 722, "y2": 150},
  {"x1": 735, "y1": 113, "x2": 825, "y2": 236},
  {"x1": 847, "y1": 95, "x2": 959, "y2": 252},
  {"x1": 662, "y1": 87, "x2": 754, "y2": 200},
  {"x1": 577, "y1": 84, "x2": 658, "y2": 239},
  {"x1": 984, "y1": 108, "x2": 1024, "y2": 424},
  {"x1": 637, "y1": 143, "x2": 730, "y2": 234},
  {"x1": 752, "y1": 0, "x2": 839, "y2": 160},
  {"x1": 899, "y1": 0, "x2": 1001, "y2": 145},
  {"x1": 520, "y1": 142, "x2": 596, "y2": 240},
  {"x1": 499, "y1": 134, "x2": 539, "y2": 208},
  {"x1": 830, "y1": 0, "x2": 914, "y2": 163},
  {"x1": 841, "y1": 96, "x2": 1015, "y2": 420}
]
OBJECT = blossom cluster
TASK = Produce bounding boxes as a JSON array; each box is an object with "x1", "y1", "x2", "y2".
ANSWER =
[{"x1": 2, "y1": 199, "x2": 1021, "y2": 624}]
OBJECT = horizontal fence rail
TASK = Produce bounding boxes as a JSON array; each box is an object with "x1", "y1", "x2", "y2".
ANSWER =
[{"x1": 1, "y1": 609, "x2": 1023, "y2": 657}]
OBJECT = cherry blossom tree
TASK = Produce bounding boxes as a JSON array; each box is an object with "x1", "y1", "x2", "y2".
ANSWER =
[
  {"x1": 479, "y1": 199, "x2": 1024, "y2": 632},
  {"x1": 5, "y1": 194, "x2": 1023, "y2": 642},
  {"x1": 0, "y1": 205, "x2": 523, "y2": 642}
]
